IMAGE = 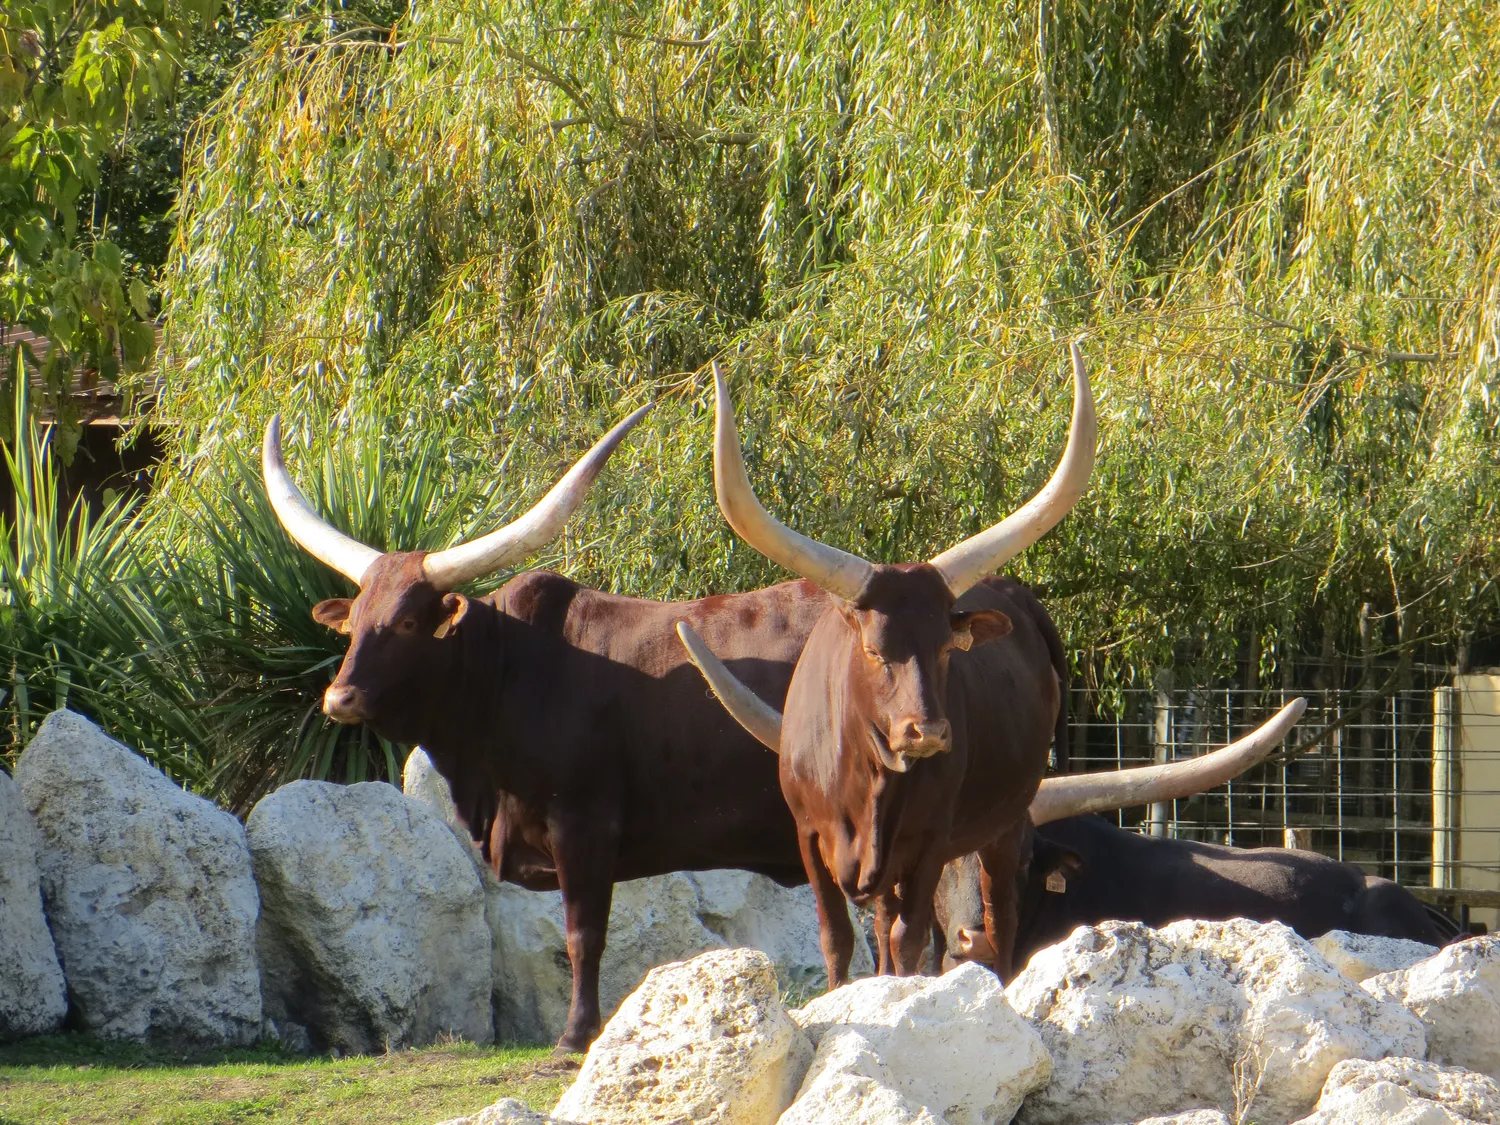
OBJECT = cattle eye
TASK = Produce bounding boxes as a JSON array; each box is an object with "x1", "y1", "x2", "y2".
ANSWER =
[
  {"x1": 864, "y1": 646, "x2": 886, "y2": 665},
  {"x1": 394, "y1": 617, "x2": 418, "y2": 635}
]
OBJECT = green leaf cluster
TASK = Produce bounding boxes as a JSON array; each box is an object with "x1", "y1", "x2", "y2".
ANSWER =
[
  {"x1": 158, "y1": 0, "x2": 1499, "y2": 701},
  {"x1": 6, "y1": 0, "x2": 1490, "y2": 788},
  {"x1": 0, "y1": 0, "x2": 223, "y2": 453}
]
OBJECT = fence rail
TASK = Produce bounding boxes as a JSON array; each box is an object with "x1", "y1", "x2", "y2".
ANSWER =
[{"x1": 1066, "y1": 683, "x2": 1500, "y2": 897}]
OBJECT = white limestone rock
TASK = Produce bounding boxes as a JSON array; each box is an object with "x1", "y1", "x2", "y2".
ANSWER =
[
  {"x1": 403, "y1": 748, "x2": 476, "y2": 841},
  {"x1": 1312, "y1": 930, "x2": 1438, "y2": 985},
  {"x1": 403, "y1": 749, "x2": 510, "y2": 1037},
  {"x1": 777, "y1": 1029, "x2": 942, "y2": 1125},
  {"x1": 401, "y1": 748, "x2": 870, "y2": 1044},
  {"x1": 1363, "y1": 937, "x2": 1500, "y2": 1081},
  {"x1": 784, "y1": 963, "x2": 1051, "y2": 1125},
  {"x1": 1007, "y1": 918, "x2": 1427, "y2": 1125},
  {"x1": 551, "y1": 948, "x2": 812, "y2": 1125},
  {"x1": 1289, "y1": 1057, "x2": 1500, "y2": 1125},
  {"x1": 14, "y1": 710, "x2": 261, "y2": 1046},
  {"x1": 248, "y1": 780, "x2": 493, "y2": 1053},
  {"x1": 0, "y1": 769, "x2": 67, "y2": 1039},
  {"x1": 488, "y1": 870, "x2": 872, "y2": 1044},
  {"x1": 1127, "y1": 1114, "x2": 1234, "y2": 1125},
  {"x1": 434, "y1": 1098, "x2": 553, "y2": 1125}
]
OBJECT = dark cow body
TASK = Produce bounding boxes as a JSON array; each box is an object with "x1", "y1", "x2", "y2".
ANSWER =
[
  {"x1": 425, "y1": 571, "x2": 828, "y2": 892},
  {"x1": 779, "y1": 567, "x2": 1063, "y2": 983},
  {"x1": 937, "y1": 814, "x2": 1456, "y2": 973},
  {"x1": 264, "y1": 407, "x2": 839, "y2": 1051},
  {"x1": 320, "y1": 556, "x2": 834, "y2": 1048},
  {"x1": 681, "y1": 347, "x2": 1100, "y2": 987}
]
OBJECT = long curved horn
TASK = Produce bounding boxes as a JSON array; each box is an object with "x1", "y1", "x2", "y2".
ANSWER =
[
  {"x1": 421, "y1": 403, "x2": 652, "y2": 589},
  {"x1": 677, "y1": 620, "x2": 1304, "y2": 824},
  {"x1": 263, "y1": 415, "x2": 382, "y2": 585},
  {"x1": 929, "y1": 340, "x2": 1097, "y2": 598},
  {"x1": 713, "y1": 362, "x2": 875, "y2": 602},
  {"x1": 1028, "y1": 697, "x2": 1307, "y2": 825},
  {"x1": 676, "y1": 621, "x2": 782, "y2": 751}
]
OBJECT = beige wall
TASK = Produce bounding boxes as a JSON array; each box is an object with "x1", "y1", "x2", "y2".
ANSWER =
[{"x1": 1456, "y1": 675, "x2": 1500, "y2": 929}]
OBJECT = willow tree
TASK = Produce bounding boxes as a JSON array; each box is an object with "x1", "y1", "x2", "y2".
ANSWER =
[{"x1": 156, "y1": 0, "x2": 1499, "y2": 705}]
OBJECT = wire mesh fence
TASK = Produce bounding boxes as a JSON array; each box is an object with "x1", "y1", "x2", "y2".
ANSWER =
[{"x1": 1066, "y1": 678, "x2": 1500, "y2": 900}]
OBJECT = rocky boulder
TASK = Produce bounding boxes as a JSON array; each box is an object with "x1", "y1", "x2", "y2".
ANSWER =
[
  {"x1": 248, "y1": 780, "x2": 493, "y2": 1053},
  {"x1": 401, "y1": 748, "x2": 870, "y2": 1044},
  {"x1": 1289, "y1": 1057, "x2": 1500, "y2": 1124},
  {"x1": 551, "y1": 948, "x2": 812, "y2": 1125},
  {"x1": 435, "y1": 1099, "x2": 554, "y2": 1125},
  {"x1": 1007, "y1": 918, "x2": 1427, "y2": 1125},
  {"x1": 402, "y1": 750, "x2": 510, "y2": 1033},
  {"x1": 784, "y1": 963, "x2": 1051, "y2": 1125},
  {"x1": 1312, "y1": 931, "x2": 1438, "y2": 985},
  {"x1": 14, "y1": 710, "x2": 261, "y2": 1046},
  {"x1": 0, "y1": 769, "x2": 67, "y2": 1039},
  {"x1": 1364, "y1": 937, "x2": 1500, "y2": 1081}
]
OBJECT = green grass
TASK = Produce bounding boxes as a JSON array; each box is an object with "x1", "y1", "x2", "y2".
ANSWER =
[{"x1": 0, "y1": 1035, "x2": 573, "y2": 1125}]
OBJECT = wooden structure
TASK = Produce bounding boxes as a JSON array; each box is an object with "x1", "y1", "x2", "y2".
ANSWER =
[{"x1": 0, "y1": 324, "x2": 166, "y2": 518}]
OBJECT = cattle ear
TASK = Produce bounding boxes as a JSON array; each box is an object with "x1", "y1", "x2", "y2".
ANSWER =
[
  {"x1": 433, "y1": 593, "x2": 470, "y2": 639},
  {"x1": 312, "y1": 598, "x2": 353, "y2": 634},
  {"x1": 951, "y1": 609, "x2": 1013, "y2": 651},
  {"x1": 1034, "y1": 840, "x2": 1086, "y2": 892}
]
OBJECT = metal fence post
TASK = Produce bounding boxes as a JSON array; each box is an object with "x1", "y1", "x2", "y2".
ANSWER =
[
  {"x1": 1150, "y1": 669, "x2": 1174, "y2": 837},
  {"x1": 1432, "y1": 685, "x2": 1461, "y2": 889}
]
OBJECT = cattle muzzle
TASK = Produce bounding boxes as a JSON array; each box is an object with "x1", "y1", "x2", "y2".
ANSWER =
[
  {"x1": 888, "y1": 716, "x2": 952, "y2": 759},
  {"x1": 323, "y1": 682, "x2": 369, "y2": 724},
  {"x1": 954, "y1": 924, "x2": 996, "y2": 962}
]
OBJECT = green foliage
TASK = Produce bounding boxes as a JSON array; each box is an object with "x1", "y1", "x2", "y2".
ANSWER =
[
  {"x1": 0, "y1": 374, "x2": 196, "y2": 771},
  {"x1": 0, "y1": 367, "x2": 517, "y2": 802},
  {"x1": 0, "y1": 0, "x2": 223, "y2": 454},
  {"x1": 153, "y1": 0, "x2": 1499, "y2": 708}
]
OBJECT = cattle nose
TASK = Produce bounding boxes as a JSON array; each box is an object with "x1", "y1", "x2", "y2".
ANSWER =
[
  {"x1": 955, "y1": 925, "x2": 996, "y2": 962},
  {"x1": 323, "y1": 683, "x2": 367, "y2": 724},
  {"x1": 890, "y1": 716, "x2": 952, "y2": 757}
]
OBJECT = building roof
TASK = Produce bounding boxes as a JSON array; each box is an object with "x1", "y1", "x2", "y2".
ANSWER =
[{"x1": 1, "y1": 323, "x2": 164, "y2": 426}]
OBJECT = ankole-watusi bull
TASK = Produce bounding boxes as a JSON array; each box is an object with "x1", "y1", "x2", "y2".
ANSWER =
[
  {"x1": 268, "y1": 374, "x2": 1299, "y2": 1047},
  {"x1": 936, "y1": 809, "x2": 1455, "y2": 973},
  {"x1": 679, "y1": 606, "x2": 1307, "y2": 980},
  {"x1": 673, "y1": 342, "x2": 1102, "y2": 982},
  {"x1": 266, "y1": 405, "x2": 836, "y2": 1051}
]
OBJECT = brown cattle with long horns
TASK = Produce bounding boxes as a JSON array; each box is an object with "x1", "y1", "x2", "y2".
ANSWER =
[
  {"x1": 267, "y1": 381, "x2": 1304, "y2": 1050},
  {"x1": 680, "y1": 342, "x2": 1114, "y2": 982}
]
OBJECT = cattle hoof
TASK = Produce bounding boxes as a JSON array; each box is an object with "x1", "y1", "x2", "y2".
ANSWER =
[{"x1": 546, "y1": 1046, "x2": 586, "y2": 1066}]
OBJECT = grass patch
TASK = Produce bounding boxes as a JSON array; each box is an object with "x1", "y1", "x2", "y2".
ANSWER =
[{"x1": 0, "y1": 1034, "x2": 573, "y2": 1125}]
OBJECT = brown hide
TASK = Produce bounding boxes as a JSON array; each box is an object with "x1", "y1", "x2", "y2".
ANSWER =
[
  {"x1": 314, "y1": 562, "x2": 832, "y2": 1048},
  {"x1": 937, "y1": 815, "x2": 1459, "y2": 973},
  {"x1": 778, "y1": 565, "x2": 1059, "y2": 982}
]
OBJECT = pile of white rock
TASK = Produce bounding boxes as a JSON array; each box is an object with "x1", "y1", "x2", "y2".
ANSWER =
[
  {"x1": 0, "y1": 710, "x2": 862, "y2": 1051},
  {"x1": 9, "y1": 707, "x2": 1500, "y2": 1125},
  {"x1": 445, "y1": 922, "x2": 1500, "y2": 1125}
]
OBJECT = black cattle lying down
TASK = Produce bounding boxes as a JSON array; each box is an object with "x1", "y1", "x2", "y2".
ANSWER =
[{"x1": 937, "y1": 814, "x2": 1459, "y2": 972}]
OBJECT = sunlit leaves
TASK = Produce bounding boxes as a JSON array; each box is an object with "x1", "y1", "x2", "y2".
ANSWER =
[
  {"x1": 156, "y1": 0, "x2": 1500, "y2": 706},
  {"x1": 0, "y1": 0, "x2": 222, "y2": 442}
]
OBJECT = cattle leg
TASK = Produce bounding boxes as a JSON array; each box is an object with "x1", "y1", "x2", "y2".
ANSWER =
[
  {"x1": 799, "y1": 831, "x2": 856, "y2": 988},
  {"x1": 553, "y1": 828, "x2": 617, "y2": 1054},
  {"x1": 873, "y1": 891, "x2": 899, "y2": 975},
  {"x1": 977, "y1": 825, "x2": 1027, "y2": 981},
  {"x1": 929, "y1": 918, "x2": 947, "y2": 974},
  {"x1": 889, "y1": 858, "x2": 943, "y2": 976}
]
